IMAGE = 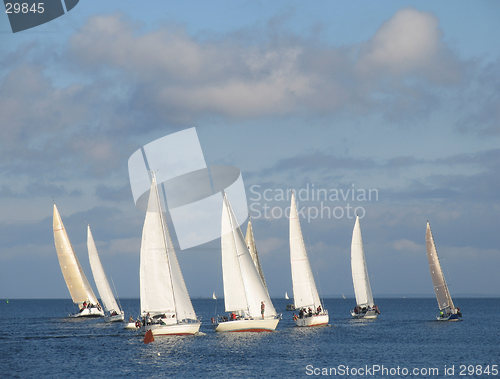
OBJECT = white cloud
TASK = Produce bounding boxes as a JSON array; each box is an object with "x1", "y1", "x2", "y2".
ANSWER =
[
  {"x1": 66, "y1": 9, "x2": 465, "y2": 121},
  {"x1": 358, "y1": 9, "x2": 440, "y2": 74},
  {"x1": 392, "y1": 238, "x2": 422, "y2": 253},
  {"x1": 357, "y1": 8, "x2": 463, "y2": 85}
]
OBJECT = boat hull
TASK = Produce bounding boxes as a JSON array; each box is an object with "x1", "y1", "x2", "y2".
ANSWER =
[
  {"x1": 351, "y1": 309, "x2": 379, "y2": 319},
  {"x1": 147, "y1": 322, "x2": 201, "y2": 336},
  {"x1": 124, "y1": 321, "x2": 141, "y2": 329},
  {"x1": 216, "y1": 318, "x2": 279, "y2": 332},
  {"x1": 70, "y1": 307, "x2": 104, "y2": 318},
  {"x1": 294, "y1": 313, "x2": 329, "y2": 327},
  {"x1": 105, "y1": 312, "x2": 125, "y2": 322},
  {"x1": 436, "y1": 313, "x2": 461, "y2": 321}
]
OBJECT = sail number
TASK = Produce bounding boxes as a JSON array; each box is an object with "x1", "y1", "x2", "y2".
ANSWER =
[
  {"x1": 459, "y1": 364, "x2": 498, "y2": 376},
  {"x1": 5, "y1": 2, "x2": 45, "y2": 14}
]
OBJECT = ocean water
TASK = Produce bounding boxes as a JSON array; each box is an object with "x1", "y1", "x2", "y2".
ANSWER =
[{"x1": 1, "y1": 298, "x2": 499, "y2": 378}]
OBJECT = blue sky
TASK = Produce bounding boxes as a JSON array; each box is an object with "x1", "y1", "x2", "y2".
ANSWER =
[{"x1": 1, "y1": 1, "x2": 499, "y2": 300}]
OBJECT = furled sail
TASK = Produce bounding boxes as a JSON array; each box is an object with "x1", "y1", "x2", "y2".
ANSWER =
[
  {"x1": 289, "y1": 192, "x2": 321, "y2": 310},
  {"x1": 426, "y1": 222, "x2": 455, "y2": 311},
  {"x1": 221, "y1": 193, "x2": 276, "y2": 318},
  {"x1": 245, "y1": 219, "x2": 267, "y2": 289},
  {"x1": 87, "y1": 225, "x2": 121, "y2": 314},
  {"x1": 351, "y1": 216, "x2": 374, "y2": 307},
  {"x1": 53, "y1": 204, "x2": 98, "y2": 306}
]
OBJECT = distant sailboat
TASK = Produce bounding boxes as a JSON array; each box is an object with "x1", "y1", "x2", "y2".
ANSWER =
[
  {"x1": 87, "y1": 225, "x2": 125, "y2": 322},
  {"x1": 52, "y1": 204, "x2": 103, "y2": 317},
  {"x1": 140, "y1": 173, "x2": 200, "y2": 335},
  {"x1": 212, "y1": 291, "x2": 217, "y2": 300},
  {"x1": 350, "y1": 216, "x2": 380, "y2": 319},
  {"x1": 216, "y1": 193, "x2": 280, "y2": 332},
  {"x1": 285, "y1": 291, "x2": 295, "y2": 311},
  {"x1": 245, "y1": 219, "x2": 267, "y2": 289},
  {"x1": 426, "y1": 222, "x2": 462, "y2": 321},
  {"x1": 289, "y1": 192, "x2": 328, "y2": 327}
]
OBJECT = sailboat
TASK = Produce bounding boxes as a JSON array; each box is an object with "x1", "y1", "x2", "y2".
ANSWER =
[
  {"x1": 285, "y1": 291, "x2": 295, "y2": 311},
  {"x1": 426, "y1": 222, "x2": 462, "y2": 321},
  {"x1": 216, "y1": 193, "x2": 280, "y2": 332},
  {"x1": 52, "y1": 204, "x2": 104, "y2": 317},
  {"x1": 139, "y1": 173, "x2": 201, "y2": 335},
  {"x1": 289, "y1": 192, "x2": 328, "y2": 327},
  {"x1": 245, "y1": 219, "x2": 267, "y2": 288},
  {"x1": 212, "y1": 291, "x2": 217, "y2": 300},
  {"x1": 350, "y1": 216, "x2": 380, "y2": 319},
  {"x1": 87, "y1": 225, "x2": 125, "y2": 322}
]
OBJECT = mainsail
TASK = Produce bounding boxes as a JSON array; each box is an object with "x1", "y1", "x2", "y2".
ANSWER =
[
  {"x1": 289, "y1": 192, "x2": 322, "y2": 310},
  {"x1": 245, "y1": 219, "x2": 267, "y2": 289},
  {"x1": 87, "y1": 225, "x2": 121, "y2": 314},
  {"x1": 351, "y1": 216, "x2": 374, "y2": 307},
  {"x1": 139, "y1": 173, "x2": 197, "y2": 322},
  {"x1": 426, "y1": 222, "x2": 455, "y2": 311},
  {"x1": 53, "y1": 204, "x2": 98, "y2": 307},
  {"x1": 221, "y1": 193, "x2": 276, "y2": 318}
]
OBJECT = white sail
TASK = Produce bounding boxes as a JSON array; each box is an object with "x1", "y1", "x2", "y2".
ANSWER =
[
  {"x1": 212, "y1": 292, "x2": 217, "y2": 300},
  {"x1": 351, "y1": 216, "x2": 374, "y2": 307},
  {"x1": 289, "y1": 192, "x2": 322, "y2": 310},
  {"x1": 221, "y1": 193, "x2": 276, "y2": 318},
  {"x1": 140, "y1": 175, "x2": 175, "y2": 316},
  {"x1": 53, "y1": 204, "x2": 98, "y2": 307},
  {"x1": 87, "y1": 225, "x2": 121, "y2": 314},
  {"x1": 164, "y1": 219, "x2": 197, "y2": 321},
  {"x1": 245, "y1": 219, "x2": 267, "y2": 289},
  {"x1": 285, "y1": 292, "x2": 289, "y2": 300},
  {"x1": 426, "y1": 222, "x2": 455, "y2": 311},
  {"x1": 140, "y1": 173, "x2": 196, "y2": 321}
]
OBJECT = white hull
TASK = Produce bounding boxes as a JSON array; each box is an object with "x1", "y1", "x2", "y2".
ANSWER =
[
  {"x1": 216, "y1": 318, "x2": 279, "y2": 332},
  {"x1": 147, "y1": 321, "x2": 201, "y2": 336},
  {"x1": 351, "y1": 309, "x2": 379, "y2": 319},
  {"x1": 105, "y1": 312, "x2": 125, "y2": 322},
  {"x1": 294, "y1": 313, "x2": 329, "y2": 327},
  {"x1": 124, "y1": 322, "x2": 141, "y2": 329},
  {"x1": 71, "y1": 307, "x2": 104, "y2": 318}
]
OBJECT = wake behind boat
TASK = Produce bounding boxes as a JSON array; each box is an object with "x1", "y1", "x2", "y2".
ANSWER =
[
  {"x1": 215, "y1": 193, "x2": 279, "y2": 332},
  {"x1": 139, "y1": 173, "x2": 201, "y2": 336},
  {"x1": 87, "y1": 225, "x2": 125, "y2": 322},
  {"x1": 289, "y1": 192, "x2": 328, "y2": 327},
  {"x1": 350, "y1": 216, "x2": 380, "y2": 319},
  {"x1": 52, "y1": 204, "x2": 104, "y2": 318},
  {"x1": 426, "y1": 222, "x2": 462, "y2": 321}
]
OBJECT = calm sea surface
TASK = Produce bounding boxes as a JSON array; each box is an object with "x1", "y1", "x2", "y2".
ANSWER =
[{"x1": 1, "y1": 298, "x2": 499, "y2": 378}]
